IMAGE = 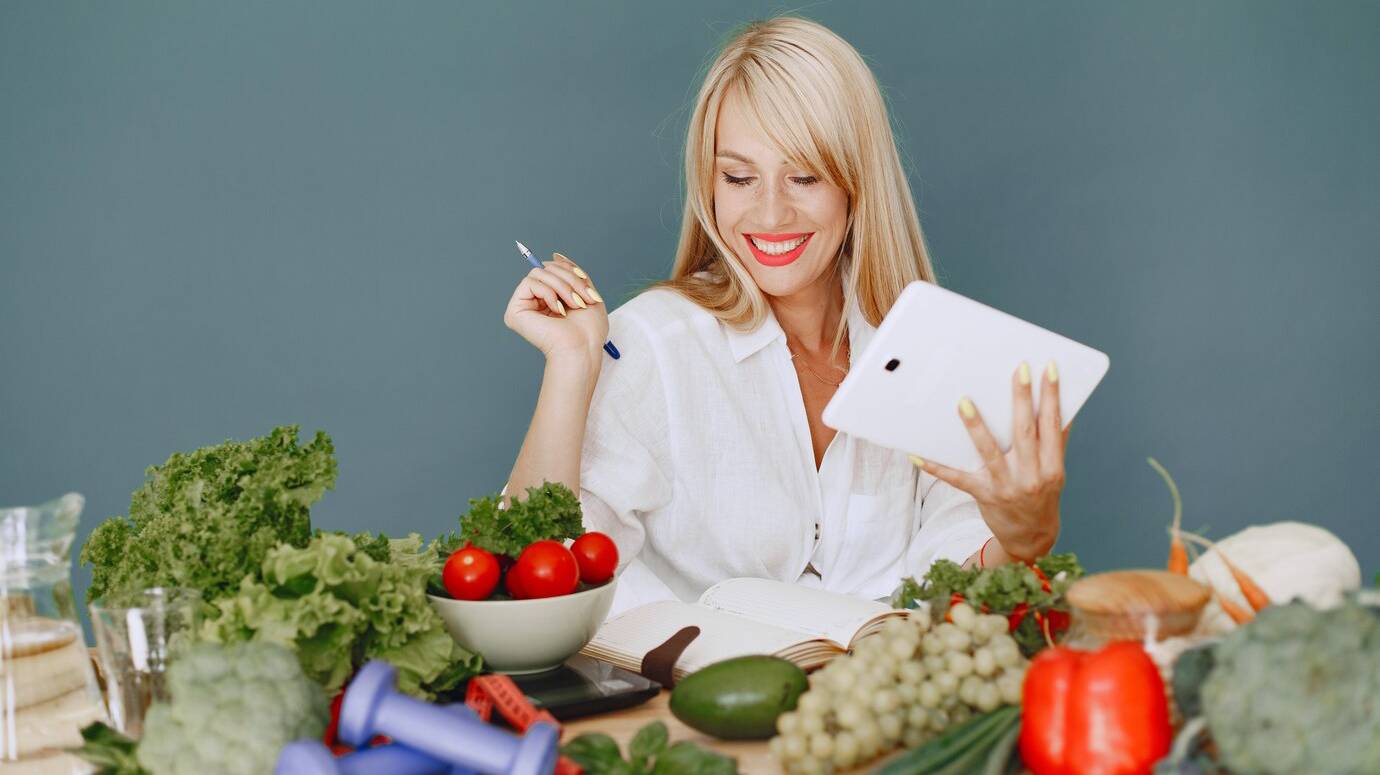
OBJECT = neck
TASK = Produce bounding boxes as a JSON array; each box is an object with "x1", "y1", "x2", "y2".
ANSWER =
[{"x1": 769, "y1": 273, "x2": 845, "y2": 355}]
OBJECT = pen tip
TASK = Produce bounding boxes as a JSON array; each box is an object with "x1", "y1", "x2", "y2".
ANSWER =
[{"x1": 514, "y1": 240, "x2": 530, "y2": 255}]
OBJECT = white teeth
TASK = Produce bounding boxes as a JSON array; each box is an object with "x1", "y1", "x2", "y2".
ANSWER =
[{"x1": 749, "y1": 234, "x2": 808, "y2": 255}]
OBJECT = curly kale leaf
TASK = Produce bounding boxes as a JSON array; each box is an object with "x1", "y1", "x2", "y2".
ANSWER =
[
  {"x1": 440, "y1": 481, "x2": 584, "y2": 559},
  {"x1": 81, "y1": 426, "x2": 336, "y2": 605}
]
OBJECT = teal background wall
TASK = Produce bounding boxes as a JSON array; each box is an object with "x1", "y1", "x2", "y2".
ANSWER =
[{"x1": 3, "y1": 1, "x2": 1377, "y2": 613}]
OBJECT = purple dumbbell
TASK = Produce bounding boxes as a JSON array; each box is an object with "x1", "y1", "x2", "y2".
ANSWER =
[
  {"x1": 277, "y1": 705, "x2": 479, "y2": 775},
  {"x1": 276, "y1": 739, "x2": 477, "y2": 775},
  {"x1": 338, "y1": 661, "x2": 558, "y2": 775}
]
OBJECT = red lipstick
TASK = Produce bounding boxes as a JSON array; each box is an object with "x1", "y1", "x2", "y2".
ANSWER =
[{"x1": 745, "y1": 232, "x2": 813, "y2": 267}]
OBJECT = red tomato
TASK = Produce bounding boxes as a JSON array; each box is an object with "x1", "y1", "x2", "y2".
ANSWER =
[
  {"x1": 570, "y1": 532, "x2": 619, "y2": 584},
  {"x1": 509, "y1": 540, "x2": 580, "y2": 599},
  {"x1": 504, "y1": 564, "x2": 527, "y2": 599},
  {"x1": 442, "y1": 546, "x2": 500, "y2": 601}
]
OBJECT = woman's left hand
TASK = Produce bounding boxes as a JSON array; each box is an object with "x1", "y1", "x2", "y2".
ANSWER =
[{"x1": 913, "y1": 361, "x2": 1069, "y2": 563}]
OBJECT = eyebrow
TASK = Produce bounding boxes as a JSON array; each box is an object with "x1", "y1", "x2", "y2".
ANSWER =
[{"x1": 716, "y1": 150, "x2": 788, "y2": 166}]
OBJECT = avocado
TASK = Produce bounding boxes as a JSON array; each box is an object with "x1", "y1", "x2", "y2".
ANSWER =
[{"x1": 669, "y1": 655, "x2": 809, "y2": 740}]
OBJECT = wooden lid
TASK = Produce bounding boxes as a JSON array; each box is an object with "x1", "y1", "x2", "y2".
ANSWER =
[{"x1": 1067, "y1": 570, "x2": 1211, "y2": 640}]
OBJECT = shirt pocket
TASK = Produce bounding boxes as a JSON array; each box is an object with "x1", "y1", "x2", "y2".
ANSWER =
[{"x1": 841, "y1": 492, "x2": 910, "y2": 576}]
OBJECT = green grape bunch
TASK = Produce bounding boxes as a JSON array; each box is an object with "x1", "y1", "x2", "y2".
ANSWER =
[{"x1": 769, "y1": 602, "x2": 1027, "y2": 774}]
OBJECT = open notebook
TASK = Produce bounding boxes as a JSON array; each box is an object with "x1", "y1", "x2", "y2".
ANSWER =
[{"x1": 579, "y1": 577, "x2": 909, "y2": 681}]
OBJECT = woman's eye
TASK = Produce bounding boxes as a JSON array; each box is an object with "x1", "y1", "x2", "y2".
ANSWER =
[
  {"x1": 721, "y1": 172, "x2": 754, "y2": 186},
  {"x1": 791, "y1": 176, "x2": 819, "y2": 186}
]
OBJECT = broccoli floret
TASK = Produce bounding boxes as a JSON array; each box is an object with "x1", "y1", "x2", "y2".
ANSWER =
[
  {"x1": 1200, "y1": 598, "x2": 1380, "y2": 775},
  {"x1": 134, "y1": 641, "x2": 328, "y2": 775}
]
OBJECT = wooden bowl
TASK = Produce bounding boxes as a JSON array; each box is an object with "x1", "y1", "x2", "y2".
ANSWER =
[{"x1": 1066, "y1": 570, "x2": 1211, "y2": 641}]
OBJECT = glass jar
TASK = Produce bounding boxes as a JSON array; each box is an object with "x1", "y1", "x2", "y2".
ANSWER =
[{"x1": 1, "y1": 493, "x2": 106, "y2": 774}]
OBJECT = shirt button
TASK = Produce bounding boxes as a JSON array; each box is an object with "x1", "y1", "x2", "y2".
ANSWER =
[{"x1": 814, "y1": 522, "x2": 820, "y2": 540}]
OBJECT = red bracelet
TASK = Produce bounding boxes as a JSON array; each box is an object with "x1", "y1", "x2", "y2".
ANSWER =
[{"x1": 978, "y1": 537, "x2": 995, "y2": 568}]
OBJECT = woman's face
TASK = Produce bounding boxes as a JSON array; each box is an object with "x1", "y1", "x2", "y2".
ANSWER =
[{"x1": 712, "y1": 92, "x2": 849, "y2": 300}]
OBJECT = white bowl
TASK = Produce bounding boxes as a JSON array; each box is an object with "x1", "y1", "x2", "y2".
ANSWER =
[{"x1": 427, "y1": 578, "x2": 617, "y2": 674}]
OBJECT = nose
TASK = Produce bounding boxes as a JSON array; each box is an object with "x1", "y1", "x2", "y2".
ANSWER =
[{"x1": 755, "y1": 180, "x2": 796, "y2": 230}]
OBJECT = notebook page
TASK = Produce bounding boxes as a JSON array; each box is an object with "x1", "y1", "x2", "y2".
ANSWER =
[
  {"x1": 583, "y1": 600, "x2": 809, "y2": 674},
  {"x1": 698, "y1": 577, "x2": 896, "y2": 646}
]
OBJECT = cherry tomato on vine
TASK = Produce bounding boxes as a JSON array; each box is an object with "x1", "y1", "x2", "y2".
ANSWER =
[
  {"x1": 442, "y1": 546, "x2": 500, "y2": 601},
  {"x1": 509, "y1": 540, "x2": 580, "y2": 599},
  {"x1": 570, "y1": 532, "x2": 619, "y2": 584}
]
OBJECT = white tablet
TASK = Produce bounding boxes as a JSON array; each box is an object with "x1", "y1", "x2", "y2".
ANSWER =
[{"x1": 822, "y1": 282, "x2": 1110, "y2": 472}]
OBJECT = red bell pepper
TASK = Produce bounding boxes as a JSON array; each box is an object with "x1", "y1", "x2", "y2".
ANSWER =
[{"x1": 1020, "y1": 641, "x2": 1171, "y2": 775}]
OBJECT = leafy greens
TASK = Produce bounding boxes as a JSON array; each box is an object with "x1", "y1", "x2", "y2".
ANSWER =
[
  {"x1": 81, "y1": 425, "x2": 336, "y2": 605},
  {"x1": 205, "y1": 532, "x2": 481, "y2": 699},
  {"x1": 434, "y1": 482, "x2": 584, "y2": 559},
  {"x1": 79, "y1": 426, "x2": 481, "y2": 700},
  {"x1": 891, "y1": 553, "x2": 1084, "y2": 655},
  {"x1": 562, "y1": 721, "x2": 737, "y2": 775}
]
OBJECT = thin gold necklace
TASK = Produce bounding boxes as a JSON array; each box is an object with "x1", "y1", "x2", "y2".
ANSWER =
[{"x1": 788, "y1": 336, "x2": 851, "y2": 387}]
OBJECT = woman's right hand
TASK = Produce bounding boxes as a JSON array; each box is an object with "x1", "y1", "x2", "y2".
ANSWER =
[{"x1": 503, "y1": 252, "x2": 609, "y2": 365}]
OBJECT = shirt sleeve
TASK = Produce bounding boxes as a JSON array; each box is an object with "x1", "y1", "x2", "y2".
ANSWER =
[
  {"x1": 904, "y1": 473, "x2": 992, "y2": 578},
  {"x1": 578, "y1": 308, "x2": 675, "y2": 578}
]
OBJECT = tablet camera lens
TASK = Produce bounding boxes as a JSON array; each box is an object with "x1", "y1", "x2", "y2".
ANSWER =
[{"x1": 885, "y1": 358, "x2": 900, "y2": 372}]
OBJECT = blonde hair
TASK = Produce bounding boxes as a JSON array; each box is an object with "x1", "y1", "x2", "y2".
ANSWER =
[{"x1": 656, "y1": 16, "x2": 937, "y2": 347}]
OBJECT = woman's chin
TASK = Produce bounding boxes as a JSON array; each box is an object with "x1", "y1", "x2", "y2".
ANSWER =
[{"x1": 743, "y1": 260, "x2": 832, "y2": 300}]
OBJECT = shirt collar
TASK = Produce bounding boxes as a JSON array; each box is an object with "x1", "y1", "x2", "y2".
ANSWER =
[
  {"x1": 723, "y1": 274, "x2": 877, "y2": 363},
  {"x1": 725, "y1": 310, "x2": 785, "y2": 363}
]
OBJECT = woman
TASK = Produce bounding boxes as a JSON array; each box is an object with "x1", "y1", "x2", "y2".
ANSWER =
[{"x1": 501, "y1": 17, "x2": 1066, "y2": 616}]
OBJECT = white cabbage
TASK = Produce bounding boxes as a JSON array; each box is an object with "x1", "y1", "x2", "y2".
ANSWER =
[{"x1": 1189, "y1": 521, "x2": 1360, "y2": 636}]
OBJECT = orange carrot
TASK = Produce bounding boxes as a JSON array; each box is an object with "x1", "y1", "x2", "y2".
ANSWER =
[
  {"x1": 1215, "y1": 591, "x2": 1255, "y2": 625},
  {"x1": 1182, "y1": 532, "x2": 1273, "y2": 612},
  {"x1": 1148, "y1": 458, "x2": 1188, "y2": 574},
  {"x1": 1167, "y1": 536, "x2": 1189, "y2": 575}
]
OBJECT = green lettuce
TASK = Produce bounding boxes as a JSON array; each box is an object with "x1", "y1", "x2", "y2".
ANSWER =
[
  {"x1": 434, "y1": 482, "x2": 584, "y2": 559},
  {"x1": 81, "y1": 426, "x2": 336, "y2": 604},
  {"x1": 205, "y1": 532, "x2": 481, "y2": 698}
]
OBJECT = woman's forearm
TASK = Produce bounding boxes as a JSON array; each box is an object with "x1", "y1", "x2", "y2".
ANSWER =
[{"x1": 504, "y1": 352, "x2": 601, "y2": 505}]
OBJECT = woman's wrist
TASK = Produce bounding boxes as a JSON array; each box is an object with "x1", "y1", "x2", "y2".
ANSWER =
[
  {"x1": 544, "y1": 349, "x2": 602, "y2": 387},
  {"x1": 990, "y1": 527, "x2": 1057, "y2": 565}
]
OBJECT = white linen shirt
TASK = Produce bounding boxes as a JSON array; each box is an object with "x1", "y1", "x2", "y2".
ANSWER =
[{"x1": 579, "y1": 286, "x2": 993, "y2": 619}]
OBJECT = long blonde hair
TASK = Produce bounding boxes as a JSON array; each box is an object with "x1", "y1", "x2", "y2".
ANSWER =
[{"x1": 656, "y1": 16, "x2": 937, "y2": 348}]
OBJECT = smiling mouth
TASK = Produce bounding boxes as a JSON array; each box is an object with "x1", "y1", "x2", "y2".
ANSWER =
[{"x1": 745, "y1": 232, "x2": 813, "y2": 267}]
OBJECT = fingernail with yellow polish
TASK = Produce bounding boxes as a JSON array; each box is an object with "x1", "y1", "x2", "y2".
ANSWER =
[
  {"x1": 573, "y1": 266, "x2": 589, "y2": 280},
  {"x1": 570, "y1": 293, "x2": 587, "y2": 309},
  {"x1": 553, "y1": 299, "x2": 566, "y2": 316},
  {"x1": 1046, "y1": 362, "x2": 1059, "y2": 383},
  {"x1": 909, "y1": 455, "x2": 927, "y2": 469},
  {"x1": 585, "y1": 285, "x2": 603, "y2": 304},
  {"x1": 1018, "y1": 362, "x2": 1031, "y2": 386},
  {"x1": 553, "y1": 252, "x2": 569, "y2": 263},
  {"x1": 959, "y1": 397, "x2": 977, "y2": 419}
]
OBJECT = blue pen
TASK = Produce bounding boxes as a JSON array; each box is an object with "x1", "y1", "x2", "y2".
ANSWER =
[{"x1": 514, "y1": 241, "x2": 620, "y2": 360}]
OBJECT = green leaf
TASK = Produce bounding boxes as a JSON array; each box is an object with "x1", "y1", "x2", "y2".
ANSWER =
[
  {"x1": 651, "y1": 741, "x2": 737, "y2": 775},
  {"x1": 629, "y1": 721, "x2": 669, "y2": 768},
  {"x1": 562, "y1": 733, "x2": 628, "y2": 774},
  {"x1": 68, "y1": 722, "x2": 150, "y2": 775}
]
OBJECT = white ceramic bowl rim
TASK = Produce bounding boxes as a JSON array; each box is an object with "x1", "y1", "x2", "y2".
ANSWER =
[{"x1": 427, "y1": 579, "x2": 615, "y2": 607}]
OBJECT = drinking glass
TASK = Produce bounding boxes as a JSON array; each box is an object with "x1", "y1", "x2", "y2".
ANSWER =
[
  {"x1": 1, "y1": 493, "x2": 107, "y2": 773},
  {"x1": 89, "y1": 587, "x2": 201, "y2": 737}
]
